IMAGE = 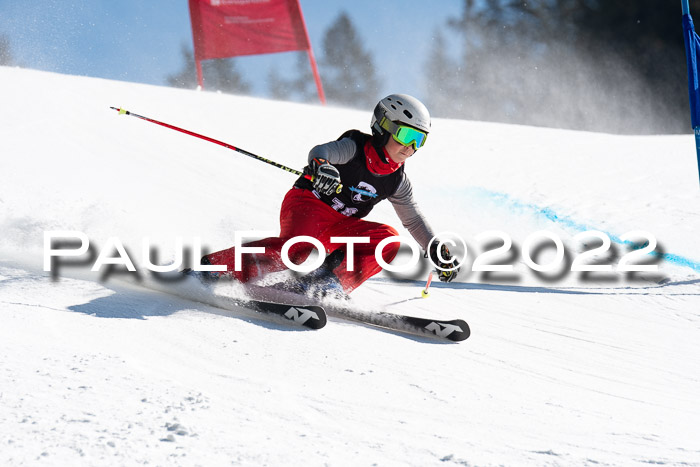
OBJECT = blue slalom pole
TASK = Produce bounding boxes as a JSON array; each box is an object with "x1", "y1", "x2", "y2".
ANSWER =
[{"x1": 682, "y1": 0, "x2": 700, "y2": 185}]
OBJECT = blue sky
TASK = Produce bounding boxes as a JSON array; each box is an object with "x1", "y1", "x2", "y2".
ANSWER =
[{"x1": 0, "y1": 1, "x2": 463, "y2": 102}]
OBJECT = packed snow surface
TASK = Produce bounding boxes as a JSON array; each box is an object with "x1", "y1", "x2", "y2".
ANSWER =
[{"x1": 1, "y1": 66, "x2": 699, "y2": 465}]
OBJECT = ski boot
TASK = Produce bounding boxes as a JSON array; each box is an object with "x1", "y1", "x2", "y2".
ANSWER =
[
  {"x1": 283, "y1": 249, "x2": 349, "y2": 300},
  {"x1": 181, "y1": 256, "x2": 222, "y2": 284}
]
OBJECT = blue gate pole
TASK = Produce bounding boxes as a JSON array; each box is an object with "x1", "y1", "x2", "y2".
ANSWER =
[{"x1": 682, "y1": 0, "x2": 700, "y2": 185}]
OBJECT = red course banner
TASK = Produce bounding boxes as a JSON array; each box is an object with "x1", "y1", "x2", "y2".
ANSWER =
[{"x1": 189, "y1": 0, "x2": 311, "y2": 60}]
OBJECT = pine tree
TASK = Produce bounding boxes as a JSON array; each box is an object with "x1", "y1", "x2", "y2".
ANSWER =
[
  {"x1": 268, "y1": 67, "x2": 291, "y2": 100},
  {"x1": 166, "y1": 45, "x2": 197, "y2": 89},
  {"x1": 320, "y1": 11, "x2": 379, "y2": 108},
  {"x1": 166, "y1": 44, "x2": 250, "y2": 94},
  {"x1": 266, "y1": 52, "x2": 317, "y2": 103},
  {"x1": 423, "y1": 30, "x2": 463, "y2": 118},
  {"x1": 290, "y1": 52, "x2": 317, "y2": 103},
  {"x1": 429, "y1": 0, "x2": 692, "y2": 133},
  {"x1": 0, "y1": 34, "x2": 14, "y2": 66},
  {"x1": 204, "y1": 58, "x2": 250, "y2": 94}
]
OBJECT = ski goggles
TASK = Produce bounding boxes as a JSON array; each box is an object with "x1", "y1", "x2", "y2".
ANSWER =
[{"x1": 379, "y1": 117, "x2": 428, "y2": 150}]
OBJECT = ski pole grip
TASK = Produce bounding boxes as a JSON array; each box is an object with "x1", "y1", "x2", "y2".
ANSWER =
[{"x1": 304, "y1": 175, "x2": 342, "y2": 193}]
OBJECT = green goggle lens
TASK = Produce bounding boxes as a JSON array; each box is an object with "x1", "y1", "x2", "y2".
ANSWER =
[
  {"x1": 392, "y1": 125, "x2": 427, "y2": 149},
  {"x1": 378, "y1": 117, "x2": 428, "y2": 149}
]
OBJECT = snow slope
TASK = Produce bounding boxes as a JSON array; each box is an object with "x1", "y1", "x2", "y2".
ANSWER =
[{"x1": 1, "y1": 66, "x2": 700, "y2": 466}]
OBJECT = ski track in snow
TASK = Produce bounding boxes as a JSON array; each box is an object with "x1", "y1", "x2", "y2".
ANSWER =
[{"x1": 1, "y1": 67, "x2": 700, "y2": 465}]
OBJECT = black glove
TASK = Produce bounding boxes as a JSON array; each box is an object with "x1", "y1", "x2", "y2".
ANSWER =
[
  {"x1": 308, "y1": 157, "x2": 341, "y2": 195},
  {"x1": 428, "y1": 240, "x2": 461, "y2": 282}
]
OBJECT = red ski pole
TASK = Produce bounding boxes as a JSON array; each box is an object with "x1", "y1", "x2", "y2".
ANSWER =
[
  {"x1": 110, "y1": 106, "x2": 306, "y2": 177},
  {"x1": 421, "y1": 272, "x2": 433, "y2": 298}
]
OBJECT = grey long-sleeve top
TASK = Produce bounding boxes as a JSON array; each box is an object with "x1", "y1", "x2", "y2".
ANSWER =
[{"x1": 309, "y1": 138, "x2": 435, "y2": 250}]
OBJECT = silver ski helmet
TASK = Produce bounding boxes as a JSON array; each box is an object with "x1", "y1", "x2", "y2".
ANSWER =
[{"x1": 370, "y1": 94, "x2": 431, "y2": 149}]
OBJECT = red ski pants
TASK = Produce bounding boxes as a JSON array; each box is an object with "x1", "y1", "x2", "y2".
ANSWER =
[{"x1": 204, "y1": 188, "x2": 400, "y2": 293}]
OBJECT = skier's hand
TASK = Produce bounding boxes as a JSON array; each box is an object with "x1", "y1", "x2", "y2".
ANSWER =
[
  {"x1": 428, "y1": 240, "x2": 460, "y2": 282},
  {"x1": 309, "y1": 157, "x2": 341, "y2": 196}
]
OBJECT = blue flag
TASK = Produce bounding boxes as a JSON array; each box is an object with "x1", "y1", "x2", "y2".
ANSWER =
[
  {"x1": 682, "y1": 2, "x2": 700, "y2": 185},
  {"x1": 683, "y1": 13, "x2": 700, "y2": 128}
]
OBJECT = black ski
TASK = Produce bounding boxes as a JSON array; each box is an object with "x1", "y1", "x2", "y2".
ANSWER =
[
  {"x1": 328, "y1": 307, "x2": 470, "y2": 342},
  {"x1": 175, "y1": 285, "x2": 328, "y2": 330},
  {"x1": 125, "y1": 271, "x2": 328, "y2": 330},
  {"x1": 242, "y1": 300, "x2": 327, "y2": 329},
  {"x1": 242, "y1": 283, "x2": 470, "y2": 341},
  {"x1": 138, "y1": 271, "x2": 466, "y2": 337}
]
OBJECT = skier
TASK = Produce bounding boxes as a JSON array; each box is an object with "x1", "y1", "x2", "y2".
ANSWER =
[{"x1": 198, "y1": 94, "x2": 460, "y2": 297}]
